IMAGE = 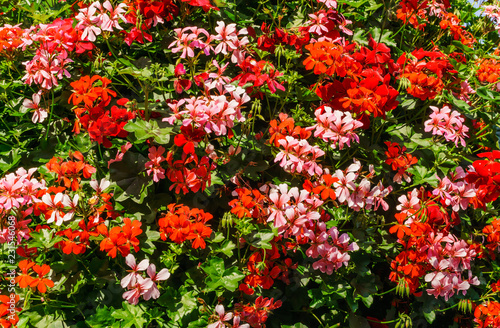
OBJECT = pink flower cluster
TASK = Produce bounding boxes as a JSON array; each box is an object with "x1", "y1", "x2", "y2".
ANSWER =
[
  {"x1": 211, "y1": 21, "x2": 249, "y2": 63},
  {"x1": 18, "y1": 17, "x2": 97, "y2": 90},
  {"x1": 424, "y1": 105, "x2": 469, "y2": 147},
  {"x1": 168, "y1": 22, "x2": 248, "y2": 63},
  {"x1": 266, "y1": 183, "x2": 323, "y2": 232},
  {"x1": 424, "y1": 233, "x2": 479, "y2": 300},
  {"x1": 74, "y1": 0, "x2": 128, "y2": 42},
  {"x1": 0, "y1": 168, "x2": 45, "y2": 244},
  {"x1": 20, "y1": 18, "x2": 93, "y2": 53},
  {"x1": 208, "y1": 304, "x2": 249, "y2": 328},
  {"x1": 310, "y1": 106, "x2": 363, "y2": 150},
  {"x1": 483, "y1": 5, "x2": 500, "y2": 31},
  {"x1": 305, "y1": 223, "x2": 359, "y2": 274},
  {"x1": 0, "y1": 168, "x2": 44, "y2": 213},
  {"x1": 145, "y1": 146, "x2": 166, "y2": 182},
  {"x1": 305, "y1": 8, "x2": 352, "y2": 44},
  {"x1": 22, "y1": 49, "x2": 72, "y2": 90},
  {"x1": 169, "y1": 26, "x2": 210, "y2": 58},
  {"x1": 274, "y1": 136, "x2": 325, "y2": 176},
  {"x1": 262, "y1": 183, "x2": 359, "y2": 274},
  {"x1": 317, "y1": 0, "x2": 338, "y2": 9},
  {"x1": 121, "y1": 254, "x2": 170, "y2": 305},
  {"x1": 433, "y1": 167, "x2": 476, "y2": 212},
  {"x1": 164, "y1": 87, "x2": 248, "y2": 136},
  {"x1": 332, "y1": 159, "x2": 392, "y2": 211},
  {"x1": 22, "y1": 92, "x2": 48, "y2": 124},
  {"x1": 397, "y1": 188, "x2": 421, "y2": 218}
]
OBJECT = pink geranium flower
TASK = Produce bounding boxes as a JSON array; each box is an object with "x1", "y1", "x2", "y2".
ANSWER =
[
  {"x1": 208, "y1": 305, "x2": 233, "y2": 328},
  {"x1": 121, "y1": 254, "x2": 149, "y2": 289}
]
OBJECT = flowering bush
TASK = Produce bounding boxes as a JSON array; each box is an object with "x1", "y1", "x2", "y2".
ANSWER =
[{"x1": 2, "y1": 0, "x2": 500, "y2": 327}]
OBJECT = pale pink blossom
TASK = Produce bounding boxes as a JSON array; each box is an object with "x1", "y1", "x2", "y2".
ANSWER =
[
  {"x1": 424, "y1": 105, "x2": 469, "y2": 147},
  {"x1": 310, "y1": 106, "x2": 363, "y2": 150},
  {"x1": 90, "y1": 178, "x2": 111, "y2": 194},
  {"x1": 208, "y1": 305, "x2": 233, "y2": 328},
  {"x1": 123, "y1": 276, "x2": 154, "y2": 305},
  {"x1": 145, "y1": 146, "x2": 166, "y2": 182},
  {"x1": 121, "y1": 254, "x2": 150, "y2": 289},
  {"x1": 143, "y1": 263, "x2": 170, "y2": 301},
  {"x1": 75, "y1": 4, "x2": 101, "y2": 42},
  {"x1": 318, "y1": 0, "x2": 337, "y2": 8}
]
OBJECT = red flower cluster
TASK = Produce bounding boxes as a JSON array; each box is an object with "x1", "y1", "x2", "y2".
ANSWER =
[
  {"x1": 97, "y1": 218, "x2": 143, "y2": 258},
  {"x1": 239, "y1": 243, "x2": 296, "y2": 295},
  {"x1": 0, "y1": 294, "x2": 20, "y2": 328},
  {"x1": 396, "y1": 0, "x2": 428, "y2": 30},
  {"x1": 482, "y1": 218, "x2": 500, "y2": 259},
  {"x1": 474, "y1": 301, "x2": 500, "y2": 328},
  {"x1": 396, "y1": 48, "x2": 459, "y2": 100},
  {"x1": 477, "y1": 56, "x2": 500, "y2": 84},
  {"x1": 389, "y1": 214, "x2": 431, "y2": 294},
  {"x1": 122, "y1": 0, "x2": 178, "y2": 45},
  {"x1": 55, "y1": 219, "x2": 100, "y2": 255},
  {"x1": 268, "y1": 113, "x2": 311, "y2": 148},
  {"x1": 46, "y1": 151, "x2": 96, "y2": 191},
  {"x1": 157, "y1": 204, "x2": 213, "y2": 249},
  {"x1": 303, "y1": 41, "x2": 348, "y2": 76},
  {"x1": 234, "y1": 296, "x2": 282, "y2": 328},
  {"x1": 0, "y1": 24, "x2": 23, "y2": 56},
  {"x1": 384, "y1": 142, "x2": 418, "y2": 184},
  {"x1": 310, "y1": 37, "x2": 399, "y2": 123},
  {"x1": 69, "y1": 75, "x2": 135, "y2": 147},
  {"x1": 229, "y1": 187, "x2": 267, "y2": 223},
  {"x1": 165, "y1": 151, "x2": 216, "y2": 194},
  {"x1": 174, "y1": 125, "x2": 206, "y2": 155},
  {"x1": 439, "y1": 12, "x2": 476, "y2": 46},
  {"x1": 303, "y1": 174, "x2": 339, "y2": 202},
  {"x1": 233, "y1": 57, "x2": 285, "y2": 96},
  {"x1": 395, "y1": 0, "x2": 474, "y2": 46},
  {"x1": 466, "y1": 151, "x2": 500, "y2": 209},
  {"x1": 256, "y1": 23, "x2": 310, "y2": 53},
  {"x1": 15, "y1": 260, "x2": 54, "y2": 293}
]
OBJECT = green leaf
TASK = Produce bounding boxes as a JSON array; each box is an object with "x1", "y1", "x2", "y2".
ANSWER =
[
  {"x1": 282, "y1": 324, "x2": 310, "y2": 328},
  {"x1": 124, "y1": 120, "x2": 172, "y2": 144},
  {"x1": 423, "y1": 309, "x2": 436, "y2": 324},
  {"x1": 421, "y1": 294, "x2": 438, "y2": 324},
  {"x1": 359, "y1": 294, "x2": 373, "y2": 307},
  {"x1": 246, "y1": 229, "x2": 276, "y2": 250},
  {"x1": 157, "y1": 287, "x2": 198, "y2": 322},
  {"x1": 369, "y1": 27, "x2": 396, "y2": 47},
  {"x1": 215, "y1": 240, "x2": 236, "y2": 257},
  {"x1": 349, "y1": 314, "x2": 370, "y2": 328},
  {"x1": 0, "y1": 149, "x2": 22, "y2": 173},
  {"x1": 344, "y1": 0, "x2": 370, "y2": 8},
  {"x1": 476, "y1": 87, "x2": 500, "y2": 103},
  {"x1": 201, "y1": 257, "x2": 245, "y2": 292},
  {"x1": 408, "y1": 165, "x2": 438, "y2": 187},
  {"x1": 29, "y1": 229, "x2": 63, "y2": 249},
  {"x1": 86, "y1": 306, "x2": 116, "y2": 328},
  {"x1": 111, "y1": 302, "x2": 148, "y2": 328},
  {"x1": 443, "y1": 90, "x2": 470, "y2": 112},
  {"x1": 211, "y1": 232, "x2": 225, "y2": 243},
  {"x1": 110, "y1": 151, "x2": 152, "y2": 204}
]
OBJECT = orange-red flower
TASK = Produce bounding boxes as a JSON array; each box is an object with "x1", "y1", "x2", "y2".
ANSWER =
[
  {"x1": 30, "y1": 264, "x2": 54, "y2": 293},
  {"x1": 15, "y1": 259, "x2": 35, "y2": 288}
]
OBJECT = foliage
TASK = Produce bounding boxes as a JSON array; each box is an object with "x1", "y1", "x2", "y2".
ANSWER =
[{"x1": 2, "y1": 0, "x2": 500, "y2": 327}]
